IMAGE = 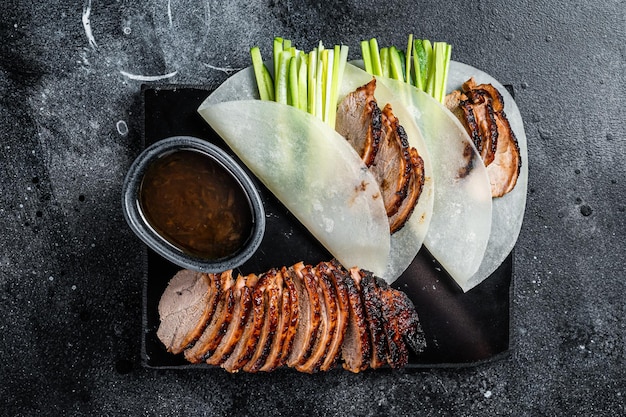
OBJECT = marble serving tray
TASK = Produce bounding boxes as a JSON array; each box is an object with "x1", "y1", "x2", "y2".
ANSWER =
[{"x1": 140, "y1": 85, "x2": 513, "y2": 370}]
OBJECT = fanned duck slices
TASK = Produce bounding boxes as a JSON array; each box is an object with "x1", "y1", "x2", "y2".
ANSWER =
[
  {"x1": 446, "y1": 77, "x2": 521, "y2": 198},
  {"x1": 157, "y1": 263, "x2": 426, "y2": 373}
]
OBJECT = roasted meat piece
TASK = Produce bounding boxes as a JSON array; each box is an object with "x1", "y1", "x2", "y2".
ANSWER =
[
  {"x1": 221, "y1": 271, "x2": 274, "y2": 372},
  {"x1": 446, "y1": 77, "x2": 521, "y2": 197},
  {"x1": 318, "y1": 262, "x2": 350, "y2": 371},
  {"x1": 286, "y1": 263, "x2": 322, "y2": 368},
  {"x1": 392, "y1": 286, "x2": 427, "y2": 356},
  {"x1": 356, "y1": 269, "x2": 388, "y2": 369},
  {"x1": 259, "y1": 267, "x2": 298, "y2": 372},
  {"x1": 335, "y1": 262, "x2": 371, "y2": 373},
  {"x1": 275, "y1": 266, "x2": 300, "y2": 367},
  {"x1": 294, "y1": 264, "x2": 339, "y2": 373},
  {"x1": 204, "y1": 273, "x2": 258, "y2": 366},
  {"x1": 371, "y1": 104, "x2": 413, "y2": 219},
  {"x1": 184, "y1": 271, "x2": 236, "y2": 363},
  {"x1": 389, "y1": 146, "x2": 425, "y2": 233},
  {"x1": 335, "y1": 79, "x2": 382, "y2": 167},
  {"x1": 156, "y1": 270, "x2": 222, "y2": 355},
  {"x1": 242, "y1": 269, "x2": 282, "y2": 372}
]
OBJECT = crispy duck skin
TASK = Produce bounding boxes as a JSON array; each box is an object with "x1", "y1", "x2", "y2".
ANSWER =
[
  {"x1": 183, "y1": 271, "x2": 236, "y2": 363},
  {"x1": 158, "y1": 261, "x2": 426, "y2": 373},
  {"x1": 205, "y1": 273, "x2": 258, "y2": 366},
  {"x1": 375, "y1": 279, "x2": 410, "y2": 368},
  {"x1": 464, "y1": 79, "x2": 504, "y2": 112},
  {"x1": 446, "y1": 77, "x2": 522, "y2": 197},
  {"x1": 393, "y1": 287, "x2": 427, "y2": 355}
]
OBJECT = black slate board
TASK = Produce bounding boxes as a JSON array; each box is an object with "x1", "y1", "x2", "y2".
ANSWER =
[{"x1": 140, "y1": 85, "x2": 512, "y2": 369}]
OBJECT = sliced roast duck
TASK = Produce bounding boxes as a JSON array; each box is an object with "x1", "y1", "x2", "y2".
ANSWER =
[
  {"x1": 336, "y1": 79, "x2": 425, "y2": 233},
  {"x1": 157, "y1": 262, "x2": 426, "y2": 373},
  {"x1": 446, "y1": 77, "x2": 521, "y2": 197}
]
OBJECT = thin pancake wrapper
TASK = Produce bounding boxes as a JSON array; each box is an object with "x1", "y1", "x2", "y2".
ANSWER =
[
  {"x1": 198, "y1": 99, "x2": 390, "y2": 277},
  {"x1": 447, "y1": 61, "x2": 528, "y2": 290}
]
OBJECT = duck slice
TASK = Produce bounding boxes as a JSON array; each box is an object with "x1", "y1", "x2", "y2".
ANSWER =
[
  {"x1": 205, "y1": 273, "x2": 258, "y2": 366},
  {"x1": 156, "y1": 270, "x2": 222, "y2": 355},
  {"x1": 355, "y1": 268, "x2": 388, "y2": 369},
  {"x1": 392, "y1": 286, "x2": 427, "y2": 356},
  {"x1": 463, "y1": 80, "x2": 521, "y2": 197},
  {"x1": 319, "y1": 261, "x2": 350, "y2": 371},
  {"x1": 447, "y1": 78, "x2": 521, "y2": 197},
  {"x1": 389, "y1": 146, "x2": 425, "y2": 233},
  {"x1": 370, "y1": 104, "x2": 414, "y2": 219},
  {"x1": 286, "y1": 263, "x2": 322, "y2": 368},
  {"x1": 242, "y1": 269, "x2": 282, "y2": 372},
  {"x1": 486, "y1": 110, "x2": 521, "y2": 197},
  {"x1": 295, "y1": 263, "x2": 339, "y2": 373},
  {"x1": 221, "y1": 271, "x2": 273, "y2": 373},
  {"x1": 374, "y1": 278, "x2": 410, "y2": 368},
  {"x1": 338, "y1": 263, "x2": 371, "y2": 373},
  {"x1": 258, "y1": 269, "x2": 293, "y2": 372},
  {"x1": 184, "y1": 271, "x2": 236, "y2": 363},
  {"x1": 336, "y1": 78, "x2": 383, "y2": 167},
  {"x1": 275, "y1": 266, "x2": 300, "y2": 368}
]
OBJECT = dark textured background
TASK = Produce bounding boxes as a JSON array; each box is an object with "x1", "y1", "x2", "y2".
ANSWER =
[{"x1": 1, "y1": 1, "x2": 624, "y2": 415}]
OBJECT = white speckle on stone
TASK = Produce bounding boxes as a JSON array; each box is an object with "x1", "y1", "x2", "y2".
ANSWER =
[
  {"x1": 82, "y1": 0, "x2": 98, "y2": 49},
  {"x1": 484, "y1": 390, "x2": 492, "y2": 398},
  {"x1": 119, "y1": 70, "x2": 178, "y2": 82},
  {"x1": 116, "y1": 120, "x2": 129, "y2": 136}
]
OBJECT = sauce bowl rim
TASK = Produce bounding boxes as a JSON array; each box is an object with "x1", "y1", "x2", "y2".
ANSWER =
[{"x1": 122, "y1": 135, "x2": 266, "y2": 272}]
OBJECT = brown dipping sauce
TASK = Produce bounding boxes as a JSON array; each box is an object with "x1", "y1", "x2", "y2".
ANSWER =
[{"x1": 139, "y1": 149, "x2": 254, "y2": 260}]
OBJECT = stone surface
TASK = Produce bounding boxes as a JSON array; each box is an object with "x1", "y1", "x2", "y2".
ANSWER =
[{"x1": 1, "y1": 0, "x2": 624, "y2": 415}]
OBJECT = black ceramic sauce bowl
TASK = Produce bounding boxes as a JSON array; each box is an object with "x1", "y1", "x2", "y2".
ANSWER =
[{"x1": 122, "y1": 136, "x2": 265, "y2": 273}]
